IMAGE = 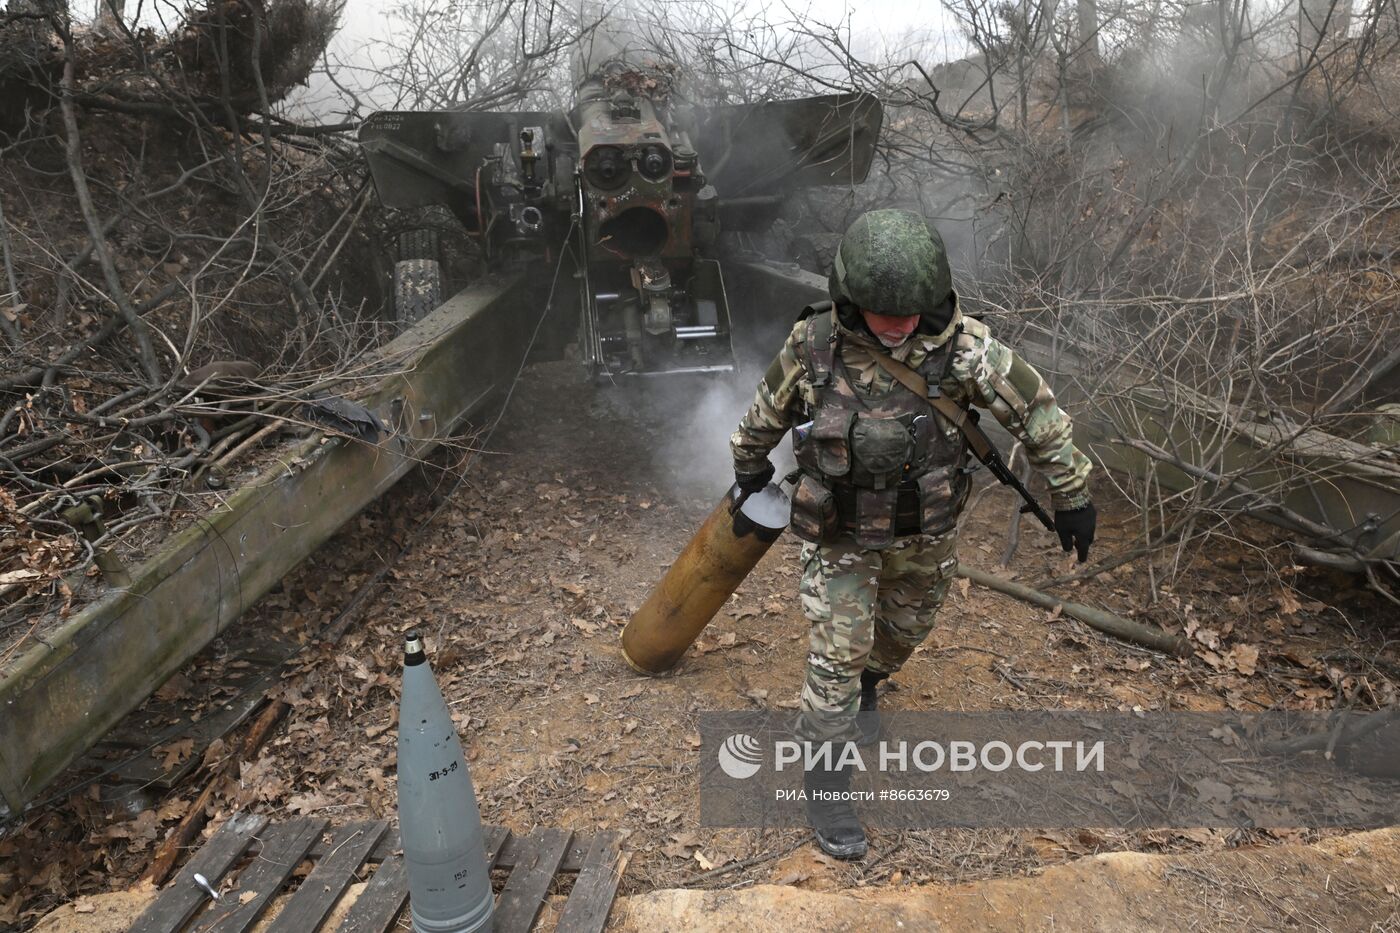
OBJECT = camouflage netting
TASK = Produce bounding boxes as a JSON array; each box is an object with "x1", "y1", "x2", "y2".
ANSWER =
[{"x1": 170, "y1": 0, "x2": 344, "y2": 109}]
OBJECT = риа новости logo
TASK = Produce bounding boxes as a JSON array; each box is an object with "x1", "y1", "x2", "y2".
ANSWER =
[{"x1": 717, "y1": 733, "x2": 763, "y2": 779}]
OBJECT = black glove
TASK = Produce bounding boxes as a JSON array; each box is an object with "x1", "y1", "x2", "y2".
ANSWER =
[
  {"x1": 734, "y1": 460, "x2": 775, "y2": 495},
  {"x1": 1055, "y1": 502, "x2": 1096, "y2": 563}
]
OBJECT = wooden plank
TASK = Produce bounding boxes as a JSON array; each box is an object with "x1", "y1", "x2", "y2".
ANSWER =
[
  {"x1": 359, "y1": 834, "x2": 396, "y2": 864},
  {"x1": 492, "y1": 828, "x2": 573, "y2": 933},
  {"x1": 191, "y1": 817, "x2": 328, "y2": 933},
  {"x1": 555, "y1": 832, "x2": 626, "y2": 933},
  {"x1": 263, "y1": 821, "x2": 388, "y2": 933},
  {"x1": 335, "y1": 856, "x2": 408, "y2": 933},
  {"x1": 129, "y1": 812, "x2": 269, "y2": 933},
  {"x1": 0, "y1": 275, "x2": 531, "y2": 818},
  {"x1": 497, "y1": 829, "x2": 592, "y2": 872},
  {"x1": 484, "y1": 824, "x2": 511, "y2": 867},
  {"x1": 560, "y1": 834, "x2": 591, "y2": 873}
]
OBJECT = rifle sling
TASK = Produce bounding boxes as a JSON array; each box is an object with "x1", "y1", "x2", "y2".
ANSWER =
[{"x1": 863, "y1": 348, "x2": 996, "y2": 462}]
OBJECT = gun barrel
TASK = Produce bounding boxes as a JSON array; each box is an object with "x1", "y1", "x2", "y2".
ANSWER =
[
  {"x1": 979, "y1": 450, "x2": 1056, "y2": 532},
  {"x1": 1023, "y1": 500, "x2": 1058, "y2": 532}
]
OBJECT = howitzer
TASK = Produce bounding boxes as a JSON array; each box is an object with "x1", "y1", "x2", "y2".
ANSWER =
[{"x1": 357, "y1": 22, "x2": 882, "y2": 378}]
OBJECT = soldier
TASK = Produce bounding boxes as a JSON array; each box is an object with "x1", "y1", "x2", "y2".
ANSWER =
[{"x1": 730, "y1": 209, "x2": 1096, "y2": 859}]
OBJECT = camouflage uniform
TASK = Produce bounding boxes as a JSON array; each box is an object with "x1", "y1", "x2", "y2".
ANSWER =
[{"x1": 731, "y1": 306, "x2": 1092, "y2": 743}]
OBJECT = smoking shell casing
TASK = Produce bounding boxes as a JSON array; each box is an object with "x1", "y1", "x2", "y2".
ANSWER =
[
  {"x1": 397, "y1": 633, "x2": 494, "y2": 933},
  {"x1": 621, "y1": 483, "x2": 788, "y2": 675}
]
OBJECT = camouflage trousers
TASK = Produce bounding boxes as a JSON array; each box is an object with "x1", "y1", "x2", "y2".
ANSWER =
[{"x1": 796, "y1": 530, "x2": 959, "y2": 743}]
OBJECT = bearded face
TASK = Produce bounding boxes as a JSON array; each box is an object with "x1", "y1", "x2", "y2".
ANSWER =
[{"x1": 861, "y1": 309, "x2": 919, "y2": 348}]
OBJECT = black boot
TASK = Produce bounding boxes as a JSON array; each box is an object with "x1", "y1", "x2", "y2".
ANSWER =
[
  {"x1": 804, "y1": 758, "x2": 868, "y2": 859},
  {"x1": 856, "y1": 669, "x2": 889, "y2": 748}
]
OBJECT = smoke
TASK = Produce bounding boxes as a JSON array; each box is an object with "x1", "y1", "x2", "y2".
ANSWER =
[{"x1": 597, "y1": 369, "x2": 796, "y2": 500}]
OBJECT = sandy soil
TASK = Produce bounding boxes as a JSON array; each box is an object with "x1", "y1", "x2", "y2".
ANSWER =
[{"x1": 617, "y1": 828, "x2": 1400, "y2": 932}]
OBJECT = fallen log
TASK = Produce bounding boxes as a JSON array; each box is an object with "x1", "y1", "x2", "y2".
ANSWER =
[{"x1": 957, "y1": 565, "x2": 1192, "y2": 657}]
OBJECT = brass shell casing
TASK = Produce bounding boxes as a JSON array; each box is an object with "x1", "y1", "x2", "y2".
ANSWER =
[{"x1": 621, "y1": 485, "x2": 788, "y2": 674}]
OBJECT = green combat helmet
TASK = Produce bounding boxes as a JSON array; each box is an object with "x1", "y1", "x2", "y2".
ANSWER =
[{"x1": 829, "y1": 209, "x2": 954, "y2": 323}]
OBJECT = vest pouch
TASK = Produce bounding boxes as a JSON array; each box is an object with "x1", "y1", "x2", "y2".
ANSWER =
[
  {"x1": 853, "y1": 488, "x2": 896, "y2": 549},
  {"x1": 917, "y1": 465, "x2": 967, "y2": 536},
  {"x1": 811, "y1": 408, "x2": 855, "y2": 478},
  {"x1": 850, "y1": 414, "x2": 914, "y2": 483},
  {"x1": 790, "y1": 474, "x2": 838, "y2": 543}
]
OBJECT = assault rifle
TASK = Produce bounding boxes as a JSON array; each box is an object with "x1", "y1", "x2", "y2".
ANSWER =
[{"x1": 959, "y1": 409, "x2": 1057, "y2": 532}]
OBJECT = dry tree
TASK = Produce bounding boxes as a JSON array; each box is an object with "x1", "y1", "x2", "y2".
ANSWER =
[
  {"x1": 692, "y1": 0, "x2": 1399, "y2": 605},
  {"x1": 918, "y1": 0, "x2": 1400, "y2": 604}
]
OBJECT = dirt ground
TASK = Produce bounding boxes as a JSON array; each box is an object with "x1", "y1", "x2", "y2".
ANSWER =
[
  {"x1": 611, "y1": 828, "x2": 1400, "y2": 931},
  {"x1": 9, "y1": 359, "x2": 1400, "y2": 928}
]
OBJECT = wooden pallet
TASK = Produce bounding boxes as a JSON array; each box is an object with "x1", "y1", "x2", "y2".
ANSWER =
[{"x1": 129, "y1": 814, "x2": 627, "y2": 933}]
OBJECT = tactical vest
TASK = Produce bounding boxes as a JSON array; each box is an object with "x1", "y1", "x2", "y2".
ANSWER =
[{"x1": 790, "y1": 309, "x2": 971, "y2": 548}]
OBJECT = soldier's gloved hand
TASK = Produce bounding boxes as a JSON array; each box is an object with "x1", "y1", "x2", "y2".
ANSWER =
[
  {"x1": 1055, "y1": 502, "x2": 1096, "y2": 562},
  {"x1": 734, "y1": 460, "x2": 775, "y2": 496}
]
